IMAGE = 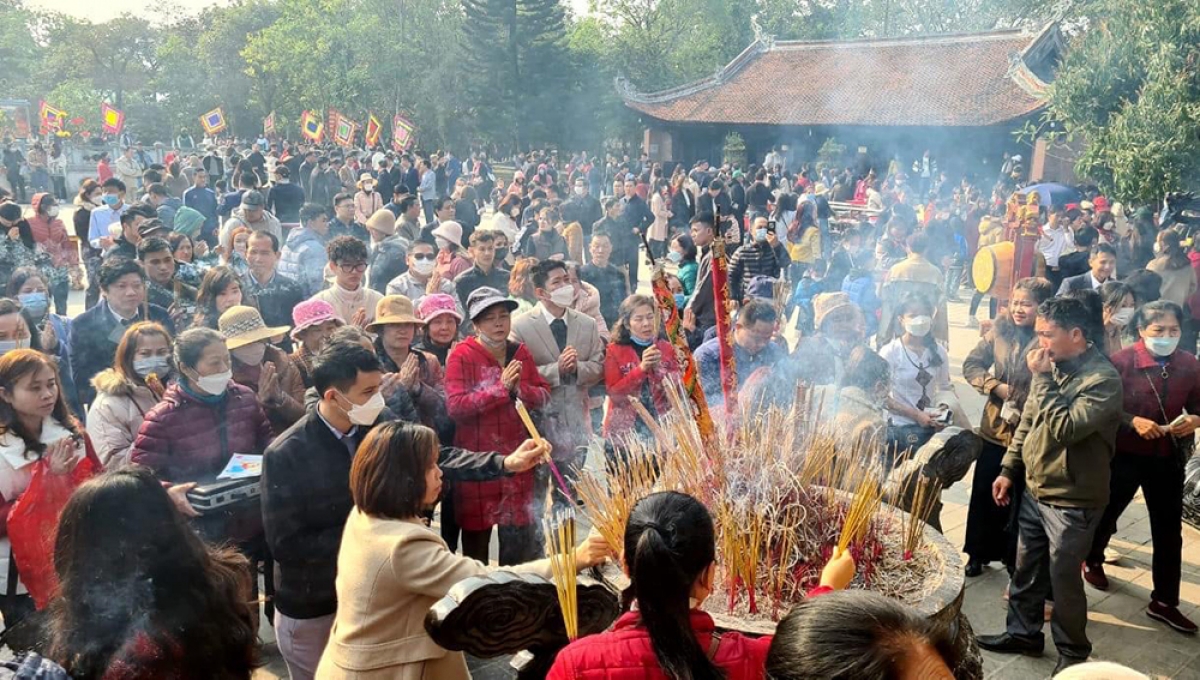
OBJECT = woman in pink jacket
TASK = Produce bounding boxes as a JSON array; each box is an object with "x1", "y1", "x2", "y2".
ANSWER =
[{"x1": 25, "y1": 193, "x2": 75, "y2": 315}]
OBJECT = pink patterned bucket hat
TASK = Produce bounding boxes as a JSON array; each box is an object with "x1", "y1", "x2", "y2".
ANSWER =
[{"x1": 291, "y1": 299, "x2": 345, "y2": 340}]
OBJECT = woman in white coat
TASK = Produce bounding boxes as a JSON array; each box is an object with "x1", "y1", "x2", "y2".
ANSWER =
[
  {"x1": 316, "y1": 422, "x2": 609, "y2": 680},
  {"x1": 86, "y1": 322, "x2": 171, "y2": 468}
]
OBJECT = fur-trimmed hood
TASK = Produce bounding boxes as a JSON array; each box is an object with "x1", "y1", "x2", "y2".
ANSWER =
[{"x1": 91, "y1": 368, "x2": 147, "y2": 399}]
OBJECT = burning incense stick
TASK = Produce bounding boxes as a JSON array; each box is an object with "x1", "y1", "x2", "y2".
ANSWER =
[
  {"x1": 515, "y1": 399, "x2": 575, "y2": 505},
  {"x1": 544, "y1": 509, "x2": 579, "y2": 640},
  {"x1": 902, "y1": 475, "x2": 942, "y2": 560}
]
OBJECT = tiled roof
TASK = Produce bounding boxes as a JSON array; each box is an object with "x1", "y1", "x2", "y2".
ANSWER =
[{"x1": 621, "y1": 29, "x2": 1051, "y2": 127}]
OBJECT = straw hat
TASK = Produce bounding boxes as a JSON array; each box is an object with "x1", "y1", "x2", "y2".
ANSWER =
[
  {"x1": 366, "y1": 295, "x2": 423, "y2": 332},
  {"x1": 290, "y1": 299, "x2": 344, "y2": 340},
  {"x1": 218, "y1": 305, "x2": 290, "y2": 349},
  {"x1": 813, "y1": 292, "x2": 856, "y2": 330}
]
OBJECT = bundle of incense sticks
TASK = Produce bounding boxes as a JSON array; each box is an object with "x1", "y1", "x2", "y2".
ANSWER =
[
  {"x1": 902, "y1": 475, "x2": 943, "y2": 560},
  {"x1": 514, "y1": 399, "x2": 574, "y2": 504},
  {"x1": 837, "y1": 470, "x2": 884, "y2": 553},
  {"x1": 544, "y1": 508, "x2": 578, "y2": 640}
]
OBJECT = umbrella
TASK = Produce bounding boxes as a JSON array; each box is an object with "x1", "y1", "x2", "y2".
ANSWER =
[{"x1": 1023, "y1": 183, "x2": 1082, "y2": 208}]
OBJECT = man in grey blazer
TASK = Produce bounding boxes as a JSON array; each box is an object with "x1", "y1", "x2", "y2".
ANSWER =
[
  {"x1": 510, "y1": 259, "x2": 605, "y2": 510},
  {"x1": 1057, "y1": 243, "x2": 1117, "y2": 295}
]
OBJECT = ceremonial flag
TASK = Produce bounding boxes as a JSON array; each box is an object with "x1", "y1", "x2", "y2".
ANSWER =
[
  {"x1": 38, "y1": 101, "x2": 66, "y2": 131},
  {"x1": 263, "y1": 111, "x2": 276, "y2": 136},
  {"x1": 392, "y1": 114, "x2": 415, "y2": 151},
  {"x1": 200, "y1": 108, "x2": 227, "y2": 135},
  {"x1": 365, "y1": 113, "x2": 382, "y2": 147},
  {"x1": 332, "y1": 113, "x2": 356, "y2": 147},
  {"x1": 100, "y1": 103, "x2": 124, "y2": 135},
  {"x1": 301, "y1": 110, "x2": 323, "y2": 142},
  {"x1": 327, "y1": 109, "x2": 340, "y2": 140}
]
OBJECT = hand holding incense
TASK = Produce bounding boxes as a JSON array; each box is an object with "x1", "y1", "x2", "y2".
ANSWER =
[{"x1": 514, "y1": 399, "x2": 575, "y2": 504}]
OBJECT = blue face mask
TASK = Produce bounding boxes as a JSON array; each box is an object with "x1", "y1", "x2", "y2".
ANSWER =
[
  {"x1": 673, "y1": 293, "x2": 686, "y2": 309},
  {"x1": 17, "y1": 292, "x2": 47, "y2": 318},
  {"x1": 1145, "y1": 336, "x2": 1180, "y2": 357},
  {"x1": 103, "y1": 194, "x2": 120, "y2": 207},
  {"x1": 630, "y1": 334, "x2": 654, "y2": 347}
]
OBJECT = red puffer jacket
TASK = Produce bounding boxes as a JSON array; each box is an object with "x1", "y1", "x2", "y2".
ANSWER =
[
  {"x1": 546, "y1": 610, "x2": 770, "y2": 680},
  {"x1": 444, "y1": 337, "x2": 550, "y2": 531},
  {"x1": 131, "y1": 381, "x2": 273, "y2": 483},
  {"x1": 602, "y1": 339, "x2": 680, "y2": 438}
]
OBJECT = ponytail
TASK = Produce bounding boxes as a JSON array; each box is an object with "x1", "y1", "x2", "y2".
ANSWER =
[{"x1": 625, "y1": 492, "x2": 724, "y2": 680}]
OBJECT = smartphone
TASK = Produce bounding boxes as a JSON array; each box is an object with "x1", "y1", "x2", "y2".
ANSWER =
[
  {"x1": 767, "y1": 219, "x2": 777, "y2": 233},
  {"x1": 1170, "y1": 414, "x2": 1189, "y2": 428}
]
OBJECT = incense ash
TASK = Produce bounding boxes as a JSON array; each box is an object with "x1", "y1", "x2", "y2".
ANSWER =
[{"x1": 576, "y1": 379, "x2": 945, "y2": 626}]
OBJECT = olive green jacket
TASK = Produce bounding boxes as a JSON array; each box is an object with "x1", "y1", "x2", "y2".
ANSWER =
[{"x1": 1000, "y1": 347, "x2": 1123, "y2": 508}]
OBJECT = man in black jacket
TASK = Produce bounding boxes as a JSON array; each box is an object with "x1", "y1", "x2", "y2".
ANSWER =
[
  {"x1": 70, "y1": 258, "x2": 175, "y2": 408},
  {"x1": 266, "y1": 166, "x2": 306, "y2": 227},
  {"x1": 619, "y1": 178, "x2": 653, "y2": 291},
  {"x1": 454, "y1": 229, "x2": 510, "y2": 308},
  {"x1": 561, "y1": 176, "x2": 602, "y2": 242},
  {"x1": 262, "y1": 340, "x2": 547, "y2": 680},
  {"x1": 684, "y1": 213, "x2": 718, "y2": 348}
]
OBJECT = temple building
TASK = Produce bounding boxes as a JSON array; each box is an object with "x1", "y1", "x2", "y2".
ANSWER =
[{"x1": 619, "y1": 23, "x2": 1064, "y2": 179}]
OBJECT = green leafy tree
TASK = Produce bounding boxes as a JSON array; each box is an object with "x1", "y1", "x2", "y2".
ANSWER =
[
  {"x1": 1034, "y1": 0, "x2": 1200, "y2": 202},
  {"x1": 461, "y1": 0, "x2": 571, "y2": 149}
]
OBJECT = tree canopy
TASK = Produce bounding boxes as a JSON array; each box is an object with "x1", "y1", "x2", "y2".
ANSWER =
[
  {"x1": 1032, "y1": 0, "x2": 1200, "y2": 202},
  {"x1": 1, "y1": 0, "x2": 1139, "y2": 164}
]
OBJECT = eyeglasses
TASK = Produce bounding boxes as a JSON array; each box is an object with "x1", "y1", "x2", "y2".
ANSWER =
[
  {"x1": 411, "y1": 253, "x2": 436, "y2": 261},
  {"x1": 337, "y1": 262, "x2": 368, "y2": 273}
]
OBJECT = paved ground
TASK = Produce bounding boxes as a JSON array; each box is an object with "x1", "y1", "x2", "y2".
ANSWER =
[{"x1": 31, "y1": 205, "x2": 1190, "y2": 678}]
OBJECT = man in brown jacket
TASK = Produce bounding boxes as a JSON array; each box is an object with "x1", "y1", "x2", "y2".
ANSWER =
[{"x1": 976, "y1": 297, "x2": 1123, "y2": 676}]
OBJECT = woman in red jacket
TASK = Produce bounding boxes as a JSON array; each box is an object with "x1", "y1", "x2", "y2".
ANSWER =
[
  {"x1": 1084, "y1": 300, "x2": 1200, "y2": 634},
  {"x1": 603, "y1": 294, "x2": 680, "y2": 440},
  {"x1": 131, "y1": 327, "x2": 272, "y2": 545},
  {"x1": 445, "y1": 287, "x2": 550, "y2": 565},
  {"x1": 547, "y1": 491, "x2": 769, "y2": 680}
]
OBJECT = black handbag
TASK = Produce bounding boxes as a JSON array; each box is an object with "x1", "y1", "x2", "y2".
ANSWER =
[{"x1": 1142, "y1": 366, "x2": 1196, "y2": 467}]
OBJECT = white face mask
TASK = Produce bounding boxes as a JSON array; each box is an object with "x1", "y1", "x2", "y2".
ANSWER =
[
  {"x1": 0, "y1": 338, "x2": 30, "y2": 354},
  {"x1": 1110, "y1": 307, "x2": 1135, "y2": 327},
  {"x1": 194, "y1": 370, "x2": 232, "y2": 396},
  {"x1": 903, "y1": 315, "x2": 933, "y2": 338},
  {"x1": 1145, "y1": 335, "x2": 1180, "y2": 358},
  {"x1": 133, "y1": 356, "x2": 171, "y2": 379},
  {"x1": 412, "y1": 258, "x2": 436, "y2": 276},
  {"x1": 232, "y1": 343, "x2": 267, "y2": 366},
  {"x1": 435, "y1": 237, "x2": 452, "y2": 251},
  {"x1": 574, "y1": 186, "x2": 586, "y2": 196},
  {"x1": 339, "y1": 390, "x2": 385, "y2": 425},
  {"x1": 549, "y1": 285, "x2": 576, "y2": 308},
  {"x1": 46, "y1": 206, "x2": 59, "y2": 219}
]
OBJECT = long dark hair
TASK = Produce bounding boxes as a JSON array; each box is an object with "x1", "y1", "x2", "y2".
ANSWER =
[
  {"x1": 764, "y1": 590, "x2": 958, "y2": 679},
  {"x1": 891, "y1": 293, "x2": 942, "y2": 368},
  {"x1": 48, "y1": 466, "x2": 258, "y2": 679},
  {"x1": 0, "y1": 349, "x2": 79, "y2": 457},
  {"x1": 193, "y1": 265, "x2": 243, "y2": 329},
  {"x1": 623, "y1": 491, "x2": 724, "y2": 680}
]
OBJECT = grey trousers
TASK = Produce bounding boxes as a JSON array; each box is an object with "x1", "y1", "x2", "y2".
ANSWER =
[
  {"x1": 1006, "y1": 489, "x2": 1102, "y2": 659},
  {"x1": 274, "y1": 611, "x2": 334, "y2": 680}
]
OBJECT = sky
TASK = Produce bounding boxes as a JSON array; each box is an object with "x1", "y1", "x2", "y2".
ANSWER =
[{"x1": 27, "y1": 0, "x2": 591, "y2": 23}]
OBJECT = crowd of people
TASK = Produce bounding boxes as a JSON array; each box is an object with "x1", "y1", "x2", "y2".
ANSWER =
[{"x1": 0, "y1": 133, "x2": 1189, "y2": 680}]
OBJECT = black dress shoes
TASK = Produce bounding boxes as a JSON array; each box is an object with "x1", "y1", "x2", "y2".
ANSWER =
[{"x1": 976, "y1": 632, "x2": 1044, "y2": 657}]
